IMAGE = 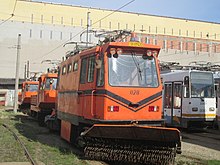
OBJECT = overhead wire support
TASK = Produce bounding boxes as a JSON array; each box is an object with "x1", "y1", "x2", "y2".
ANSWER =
[{"x1": 13, "y1": 34, "x2": 21, "y2": 113}]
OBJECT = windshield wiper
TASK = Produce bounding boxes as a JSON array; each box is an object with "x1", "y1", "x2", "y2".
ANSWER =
[{"x1": 131, "y1": 52, "x2": 142, "y2": 80}]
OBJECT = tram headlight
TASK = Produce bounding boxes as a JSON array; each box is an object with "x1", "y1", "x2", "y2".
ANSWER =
[
  {"x1": 110, "y1": 48, "x2": 116, "y2": 56},
  {"x1": 143, "y1": 50, "x2": 153, "y2": 60},
  {"x1": 109, "y1": 48, "x2": 120, "y2": 58},
  {"x1": 116, "y1": 48, "x2": 122, "y2": 55},
  {"x1": 209, "y1": 107, "x2": 215, "y2": 111},
  {"x1": 147, "y1": 50, "x2": 152, "y2": 56},
  {"x1": 192, "y1": 107, "x2": 198, "y2": 111},
  {"x1": 152, "y1": 50, "x2": 158, "y2": 57}
]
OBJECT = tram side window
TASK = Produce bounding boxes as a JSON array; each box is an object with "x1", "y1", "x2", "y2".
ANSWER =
[
  {"x1": 183, "y1": 76, "x2": 189, "y2": 98},
  {"x1": 218, "y1": 82, "x2": 220, "y2": 98},
  {"x1": 40, "y1": 81, "x2": 44, "y2": 90},
  {"x1": 62, "y1": 65, "x2": 66, "y2": 75},
  {"x1": 67, "y1": 63, "x2": 72, "y2": 73},
  {"x1": 80, "y1": 58, "x2": 87, "y2": 84},
  {"x1": 25, "y1": 84, "x2": 29, "y2": 91},
  {"x1": 87, "y1": 56, "x2": 95, "y2": 83},
  {"x1": 164, "y1": 84, "x2": 172, "y2": 108},
  {"x1": 73, "y1": 61, "x2": 78, "y2": 71},
  {"x1": 173, "y1": 83, "x2": 182, "y2": 109},
  {"x1": 97, "y1": 57, "x2": 104, "y2": 87},
  {"x1": 45, "y1": 79, "x2": 50, "y2": 90},
  {"x1": 57, "y1": 67, "x2": 60, "y2": 87}
]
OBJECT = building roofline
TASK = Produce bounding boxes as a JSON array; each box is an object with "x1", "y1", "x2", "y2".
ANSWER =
[{"x1": 28, "y1": 0, "x2": 220, "y2": 25}]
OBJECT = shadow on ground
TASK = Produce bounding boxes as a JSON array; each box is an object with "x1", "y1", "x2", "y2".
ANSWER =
[
  {"x1": 180, "y1": 128, "x2": 220, "y2": 151},
  {"x1": 12, "y1": 113, "x2": 154, "y2": 165},
  {"x1": 12, "y1": 113, "x2": 84, "y2": 158}
]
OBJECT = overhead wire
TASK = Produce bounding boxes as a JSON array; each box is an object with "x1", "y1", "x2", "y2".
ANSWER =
[
  {"x1": 32, "y1": 0, "x2": 136, "y2": 61},
  {"x1": 1, "y1": 0, "x2": 218, "y2": 65},
  {"x1": 0, "y1": 0, "x2": 18, "y2": 26},
  {"x1": 1, "y1": 1, "x2": 220, "y2": 46},
  {"x1": 2, "y1": 10, "x2": 220, "y2": 41},
  {"x1": 0, "y1": 15, "x2": 14, "y2": 26}
]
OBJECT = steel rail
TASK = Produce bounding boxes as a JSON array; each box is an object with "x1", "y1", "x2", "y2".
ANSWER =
[{"x1": 2, "y1": 123, "x2": 37, "y2": 165}]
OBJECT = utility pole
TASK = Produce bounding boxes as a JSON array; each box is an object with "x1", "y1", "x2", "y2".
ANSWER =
[
  {"x1": 24, "y1": 63, "x2": 26, "y2": 80},
  {"x1": 27, "y1": 60, "x2": 30, "y2": 79},
  {"x1": 13, "y1": 34, "x2": 21, "y2": 113},
  {"x1": 86, "y1": 11, "x2": 90, "y2": 47}
]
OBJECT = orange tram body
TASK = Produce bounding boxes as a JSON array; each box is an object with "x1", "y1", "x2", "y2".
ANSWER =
[
  {"x1": 47, "y1": 39, "x2": 182, "y2": 164},
  {"x1": 18, "y1": 81, "x2": 39, "y2": 112},
  {"x1": 30, "y1": 72, "x2": 58, "y2": 126}
]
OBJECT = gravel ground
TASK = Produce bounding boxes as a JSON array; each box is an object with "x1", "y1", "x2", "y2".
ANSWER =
[{"x1": 175, "y1": 130, "x2": 220, "y2": 164}]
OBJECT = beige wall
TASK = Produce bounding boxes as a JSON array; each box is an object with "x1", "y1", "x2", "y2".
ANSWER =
[
  {"x1": 0, "y1": 0, "x2": 220, "y2": 78},
  {"x1": 1, "y1": 0, "x2": 220, "y2": 41}
]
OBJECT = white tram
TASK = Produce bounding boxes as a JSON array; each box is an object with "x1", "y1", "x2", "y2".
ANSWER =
[
  {"x1": 214, "y1": 72, "x2": 220, "y2": 129},
  {"x1": 161, "y1": 70, "x2": 216, "y2": 128}
]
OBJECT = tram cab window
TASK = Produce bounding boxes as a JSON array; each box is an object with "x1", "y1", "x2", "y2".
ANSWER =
[
  {"x1": 24, "y1": 84, "x2": 38, "y2": 92},
  {"x1": 108, "y1": 53, "x2": 159, "y2": 87},
  {"x1": 51, "y1": 78, "x2": 58, "y2": 90},
  {"x1": 87, "y1": 56, "x2": 96, "y2": 83},
  {"x1": 45, "y1": 79, "x2": 50, "y2": 89},
  {"x1": 25, "y1": 84, "x2": 29, "y2": 91},
  {"x1": 29, "y1": 84, "x2": 38, "y2": 92},
  {"x1": 45, "y1": 78, "x2": 57, "y2": 90},
  {"x1": 190, "y1": 72, "x2": 214, "y2": 98},
  {"x1": 80, "y1": 58, "x2": 87, "y2": 84}
]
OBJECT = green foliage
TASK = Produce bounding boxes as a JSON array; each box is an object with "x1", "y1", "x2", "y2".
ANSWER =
[
  {"x1": 0, "y1": 110, "x2": 88, "y2": 165},
  {"x1": 207, "y1": 160, "x2": 220, "y2": 165}
]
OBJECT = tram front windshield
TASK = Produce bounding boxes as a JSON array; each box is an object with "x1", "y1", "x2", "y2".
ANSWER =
[
  {"x1": 28, "y1": 84, "x2": 38, "y2": 92},
  {"x1": 45, "y1": 78, "x2": 57, "y2": 90},
  {"x1": 108, "y1": 53, "x2": 159, "y2": 87},
  {"x1": 191, "y1": 72, "x2": 214, "y2": 98}
]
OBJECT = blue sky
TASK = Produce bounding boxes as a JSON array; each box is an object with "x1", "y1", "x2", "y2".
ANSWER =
[{"x1": 33, "y1": 0, "x2": 220, "y2": 23}]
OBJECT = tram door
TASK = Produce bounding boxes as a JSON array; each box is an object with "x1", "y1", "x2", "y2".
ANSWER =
[
  {"x1": 163, "y1": 82, "x2": 182, "y2": 126},
  {"x1": 78, "y1": 56, "x2": 97, "y2": 119}
]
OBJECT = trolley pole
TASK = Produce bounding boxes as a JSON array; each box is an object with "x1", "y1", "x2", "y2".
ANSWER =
[
  {"x1": 13, "y1": 34, "x2": 21, "y2": 113},
  {"x1": 86, "y1": 12, "x2": 90, "y2": 47}
]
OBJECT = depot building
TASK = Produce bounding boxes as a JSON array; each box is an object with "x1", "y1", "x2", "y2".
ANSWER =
[{"x1": 1, "y1": 0, "x2": 220, "y2": 79}]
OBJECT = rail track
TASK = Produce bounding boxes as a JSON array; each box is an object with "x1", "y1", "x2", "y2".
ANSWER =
[{"x1": 1, "y1": 123, "x2": 37, "y2": 165}]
